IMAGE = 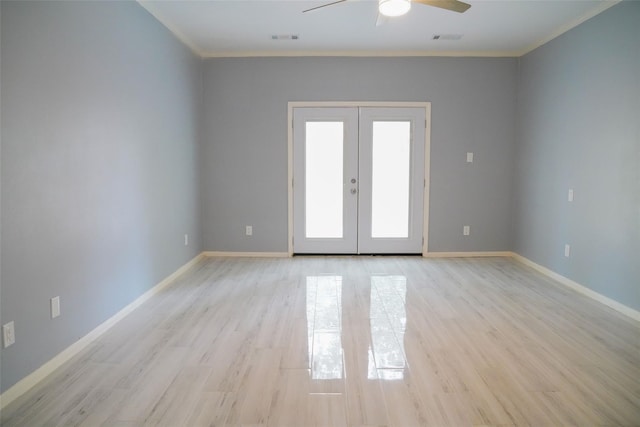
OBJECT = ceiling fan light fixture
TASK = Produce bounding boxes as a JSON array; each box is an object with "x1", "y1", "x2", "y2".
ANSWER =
[{"x1": 378, "y1": 0, "x2": 411, "y2": 17}]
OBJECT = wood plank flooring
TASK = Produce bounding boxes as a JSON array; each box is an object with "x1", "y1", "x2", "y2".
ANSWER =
[{"x1": 2, "y1": 256, "x2": 639, "y2": 426}]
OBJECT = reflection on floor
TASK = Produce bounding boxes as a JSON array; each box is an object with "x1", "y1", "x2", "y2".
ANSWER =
[
  {"x1": 306, "y1": 275, "x2": 343, "y2": 380},
  {"x1": 369, "y1": 276, "x2": 407, "y2": 380},
  {"x1": 306, "y1": 275, "x2": 408, "y2": 382}
]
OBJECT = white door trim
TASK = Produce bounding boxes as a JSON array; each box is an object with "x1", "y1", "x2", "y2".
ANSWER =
[{"x1": 287, "y1": 101, "x2": 432, "y2": 256}]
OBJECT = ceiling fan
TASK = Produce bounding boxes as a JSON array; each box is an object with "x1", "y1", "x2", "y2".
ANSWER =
[{"x1": 304, "y1": 0, "x2": 471, "y2": 23}]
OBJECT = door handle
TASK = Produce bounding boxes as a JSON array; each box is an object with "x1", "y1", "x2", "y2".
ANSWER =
[{"x1": 350, "y1": 188, "x2": 357, "y2": 194}]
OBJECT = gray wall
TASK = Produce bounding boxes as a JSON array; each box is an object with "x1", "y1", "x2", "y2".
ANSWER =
[
  {"x1": 0, "y1": 1, "x2": 202, "y2": 392},
  {"x1": 3, "y1": 0, "x2": 635, "y2": 399},
  {"x1": 201, "y1": 57, "x2": 517, "y2": 252},
  {"x1": 514, "y1": 2, "x2": 640, "y2": 311}
]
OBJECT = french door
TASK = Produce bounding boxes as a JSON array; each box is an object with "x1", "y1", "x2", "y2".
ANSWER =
[{"x1": 292, "y1": 106, "x2": 426, "y2": 254}]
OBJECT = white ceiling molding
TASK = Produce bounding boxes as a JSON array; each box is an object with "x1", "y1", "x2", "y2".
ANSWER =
[
  {"x1": 138, "y1": 1, "x2": 206, "y2": 57},
  {"x1": 198, "y1": 49, "x2": 522, "y2": 58},
  {"x1": 517, "y1": 0, "x2": 621, "y2": 56}
]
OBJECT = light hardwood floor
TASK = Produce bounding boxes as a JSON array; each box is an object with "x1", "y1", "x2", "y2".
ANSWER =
[{"x1": 2, "y1": 256, "x2": 639, "y2": 426}]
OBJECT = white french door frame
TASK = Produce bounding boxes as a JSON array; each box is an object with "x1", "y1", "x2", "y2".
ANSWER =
[{"x1": 287, "y1": 101, "x2": 432, "y2": 256}]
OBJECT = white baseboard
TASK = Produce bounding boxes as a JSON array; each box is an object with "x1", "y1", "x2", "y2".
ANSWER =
[
  {"x1": 0, "y1": 252, "x2": 206, "y2": 411},
  {"x1": 203, "y1": 251, "x2": 290, "y2": 258},
  {"x1": 423, "y1": 251, "x2": 513, "y2": 258},
  {"x1": 423, "y1": 251, "x2": 639, "y2": 322},
  {"x1": 511, "y1": 253, "x2": 640, "y2": 322}
]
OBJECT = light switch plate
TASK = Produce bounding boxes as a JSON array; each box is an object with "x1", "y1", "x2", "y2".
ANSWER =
[
  {"x1": 3, "y1": 321, "x2": 15, "y2": 348},
  {"x1": 51, "y1": 296, "x2": 61, "y2": 319}
]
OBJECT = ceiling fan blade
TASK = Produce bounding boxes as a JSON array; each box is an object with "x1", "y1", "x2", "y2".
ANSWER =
[
  {"x1": 413, "y1": 0, "x2": 471, "y2": 13},
  {"x1": 302, "y1": 0, "x2": 349, "y2": 13}
]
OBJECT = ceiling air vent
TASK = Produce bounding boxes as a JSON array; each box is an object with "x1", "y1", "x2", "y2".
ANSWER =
[
  {"x1": 271, "y1": 34, "x2": 300, "y2": 41},
  {"x1": 432, "y1": 34, "x2": 463, "y2": 41}
]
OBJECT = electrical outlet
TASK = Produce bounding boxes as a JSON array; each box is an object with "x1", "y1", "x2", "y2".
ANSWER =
[
  {"x1": 3, "y1": 321, "x2": 15, "y2": 348},
  {"x1": 184, "y1": 234, "x2": 189, "y2": 246},
  {"x1": 564, "y1": 244, "x2": 571, "y2": 257},
  {"x1": 463, "y1": 225, "x2": 470, "y2": 236},
  {"x1": 466, "y1": 152, "x2": 474, "y2": 163},
  {"x1": 245, "y1": 225, "x2": 253, "y2": 236},
  {"x1": 51, "y1": 296, "x2": 61, "y2": 319}
]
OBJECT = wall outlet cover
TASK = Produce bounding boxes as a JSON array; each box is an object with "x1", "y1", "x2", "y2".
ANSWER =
[{"x1": 466, "y1": 152, "x2": 474, "y2": 163}]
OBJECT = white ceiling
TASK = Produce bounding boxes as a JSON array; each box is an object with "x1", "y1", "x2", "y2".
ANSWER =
[{"x1": 138, "y1": 0, "x2": 619, "y2": 57}]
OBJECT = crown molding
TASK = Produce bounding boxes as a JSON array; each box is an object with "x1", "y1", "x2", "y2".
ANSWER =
[
  {"x1": 517, "y1": 0, "x2": 621, "y2": 56},
  {"x1": 137, "y1": 0, "x2": 206, "y2": 57},
  {"x1": 200, "y1": 50, "x2": 521, "y2": 58}
]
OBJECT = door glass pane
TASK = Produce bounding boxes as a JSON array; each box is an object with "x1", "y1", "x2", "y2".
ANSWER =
[
  {"x1": 371, "y1": 121, "x2": 411, "y2": 238},
  {"x1": 305, "y1": 122, "x2": 344, "y2": 238}
]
